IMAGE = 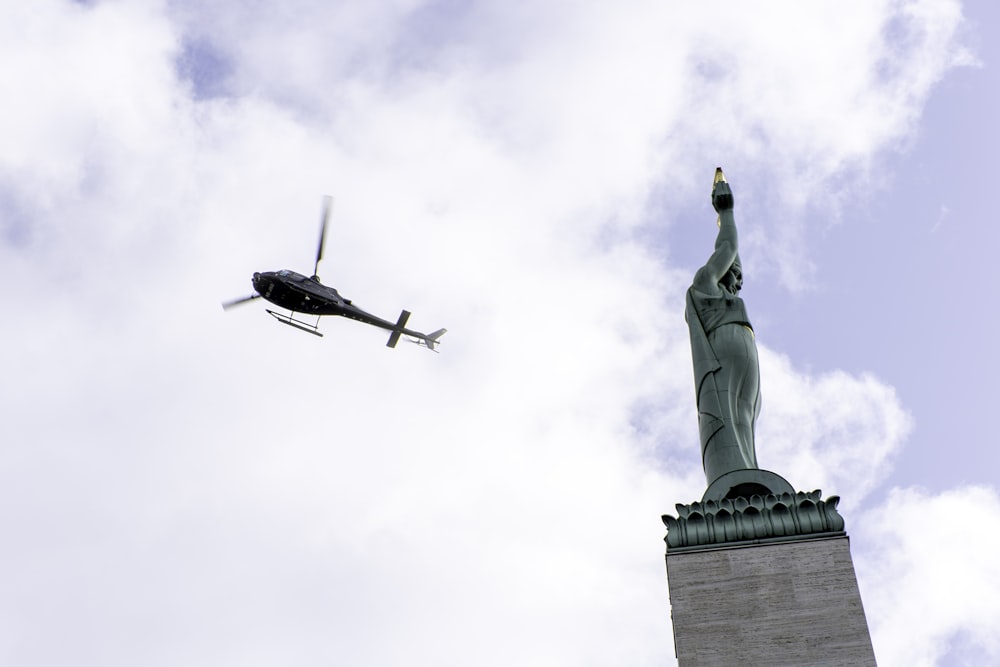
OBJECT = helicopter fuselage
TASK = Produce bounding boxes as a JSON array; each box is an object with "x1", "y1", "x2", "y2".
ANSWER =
[{"x1": 253, "y1": 269, "x2": 400, "y2": 332}]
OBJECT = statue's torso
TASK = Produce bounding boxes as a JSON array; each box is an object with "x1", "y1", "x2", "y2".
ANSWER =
[
  {"x1": 687, "y1": 288, "x2": 752, "y2": 335},
  {"x1": 685, "y1": 286, "x2": 761, "y2": 481}
]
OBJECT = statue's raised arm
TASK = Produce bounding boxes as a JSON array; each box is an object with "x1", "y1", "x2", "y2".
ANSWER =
[
  {"x1": 692, "y1": 169, "x2": 741, "y2": 296},
  {"x1": 685, "y1": 169, "x2": 760, "y2": 488}
]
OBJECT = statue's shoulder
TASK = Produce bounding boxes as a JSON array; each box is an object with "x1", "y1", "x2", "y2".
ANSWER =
[{"x1": 691, "y1": 265, "x2": 723, "y2": 296}]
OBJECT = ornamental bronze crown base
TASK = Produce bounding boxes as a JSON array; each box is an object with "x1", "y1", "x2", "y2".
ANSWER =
[{"x1": 662, "y1": 487, "x2": 846, "y2": 552}]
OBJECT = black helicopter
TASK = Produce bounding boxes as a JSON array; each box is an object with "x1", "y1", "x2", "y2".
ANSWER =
[{"x1": 222, "y1": 196, "x2": 446, "y2": 350}]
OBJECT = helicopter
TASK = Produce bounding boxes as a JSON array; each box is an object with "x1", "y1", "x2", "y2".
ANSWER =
[{"x1": 222, "y1": 196, "x2": 447, "y2": 350}]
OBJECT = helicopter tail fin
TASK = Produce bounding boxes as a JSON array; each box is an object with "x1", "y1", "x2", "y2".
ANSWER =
[
  {"x1": 386, "y1": 310, "x2": 411, "y2": 348},
  {"x1": 420, "y1": 328, "x2": 447, "y2": 351}
]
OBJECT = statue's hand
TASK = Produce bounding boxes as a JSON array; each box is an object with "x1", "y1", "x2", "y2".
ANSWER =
[{"x1": 712, "y1": 181, "x2": 734, "y2": 212}]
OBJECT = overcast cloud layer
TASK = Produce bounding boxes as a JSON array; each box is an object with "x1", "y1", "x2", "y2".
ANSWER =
[{"x1": 1, "y1": 1, "x2": 997, "y2": 665}]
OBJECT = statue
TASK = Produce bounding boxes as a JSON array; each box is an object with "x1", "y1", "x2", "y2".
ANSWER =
[
  {"x1": 685, "y1": 168, "x2": 761, "y2": 489},
  {"x1": 664, "y1": 169, "x2": 841, "y2": 543}
]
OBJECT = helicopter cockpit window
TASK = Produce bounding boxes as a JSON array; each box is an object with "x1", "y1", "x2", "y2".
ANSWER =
[{"x1": 278, "y1": 270, "x2": 291, "y2": 277}]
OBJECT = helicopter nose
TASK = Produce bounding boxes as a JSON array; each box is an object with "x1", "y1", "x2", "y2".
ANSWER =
[{"x1": 252, "y1": 272, "x2": 262, "y2": 291}]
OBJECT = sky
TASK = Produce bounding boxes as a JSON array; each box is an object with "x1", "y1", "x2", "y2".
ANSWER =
[{"x1": 1, "y1": 1, "x2": 999, "y2": 665}]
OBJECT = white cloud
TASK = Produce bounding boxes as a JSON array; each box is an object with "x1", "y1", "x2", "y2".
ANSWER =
[
  {"x1": 855, "y1": 486, "x2": 1000, "y2": 667},
  {"x1": 0, "y1": 1, "x2": 983, "y2": 665},
  {"x1": 756, "y1": 347, "x2": 913, "y2": 506}
]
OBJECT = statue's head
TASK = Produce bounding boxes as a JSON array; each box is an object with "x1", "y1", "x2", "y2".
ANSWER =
[{"x1": 720, "y1": 255, "x2": 743, "y2": 295}]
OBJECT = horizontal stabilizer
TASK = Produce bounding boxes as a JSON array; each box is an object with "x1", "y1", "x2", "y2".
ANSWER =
[{"x1": 386, "y1": 309, "x2": 411, "y2": 348}]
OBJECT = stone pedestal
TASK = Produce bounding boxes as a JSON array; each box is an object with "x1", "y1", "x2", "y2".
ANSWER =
[{"x1": 663, "y1": 494, "x2": 876, "y2": 667}]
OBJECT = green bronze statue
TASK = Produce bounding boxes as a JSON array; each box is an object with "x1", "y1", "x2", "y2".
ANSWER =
[
  {"x1": 686, "y1": 169, "x2": 761, "y2": 488},
  {"x1": 664, "y1": 170, "x2": 843, "y2": 543}
]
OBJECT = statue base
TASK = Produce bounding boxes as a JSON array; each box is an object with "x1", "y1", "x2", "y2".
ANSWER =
[
  {"x1": 662, "y1": 488, "x2": 844, "y2": 552},
  {"x1": 665, "y1": 535, "x2": 876, "y2": 666},
  {"x1": 663, "y1": 487, "x2": 874, "y2": 665},
  {"x1": 702, "y1": 468, "x2": 795, "y2": 502}
]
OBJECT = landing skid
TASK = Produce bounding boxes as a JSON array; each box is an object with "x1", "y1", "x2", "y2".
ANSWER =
[{"x1": 266, "y1": 309, "x2": 323, "y2": 337}]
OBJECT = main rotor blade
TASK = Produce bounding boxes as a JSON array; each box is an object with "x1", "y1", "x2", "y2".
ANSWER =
[
  {"x1": 313, "y1": 195, "x2": 333, "y2": 278},
  {"x1": 222, "y1": 293, "x2": 260, "y2": 311}
]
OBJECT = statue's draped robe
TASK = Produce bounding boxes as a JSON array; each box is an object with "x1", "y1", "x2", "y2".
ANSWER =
[{"x1": 685, "y1": 286, "x2": 761, "y2": 485}]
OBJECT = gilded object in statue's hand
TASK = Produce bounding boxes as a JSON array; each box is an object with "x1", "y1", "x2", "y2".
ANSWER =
[{"x1": 712, "y1": 168, "x2": 734, "y2": 213}]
